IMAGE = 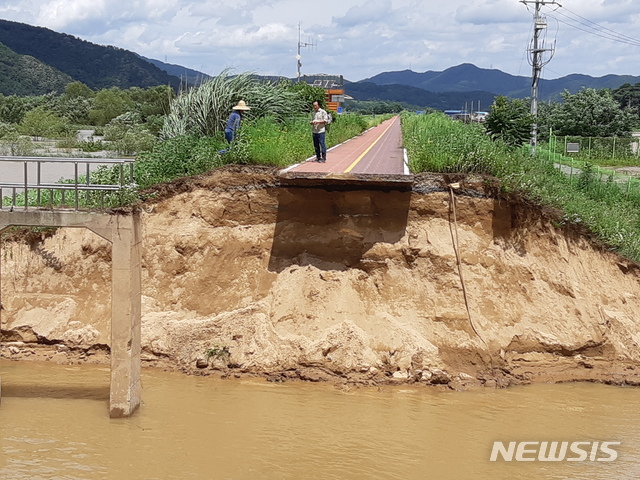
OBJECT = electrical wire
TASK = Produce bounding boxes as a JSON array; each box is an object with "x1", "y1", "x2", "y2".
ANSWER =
[
  {"x1": 518, "y1": 18, "x2": 535, "y2": 76},
  {"x1": 556, "y1": 6, "x2": 640, "y2": 45},
  {"x1": 545, "y1": 6, "x2": 640, "y2": 47}
]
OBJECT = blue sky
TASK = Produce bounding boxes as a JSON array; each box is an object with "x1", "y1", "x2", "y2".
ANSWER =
[{"x1": 1, "y1": 0, "x2": 639, "y2": 81}]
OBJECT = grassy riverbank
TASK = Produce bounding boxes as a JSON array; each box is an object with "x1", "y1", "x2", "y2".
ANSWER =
[
  {"x1": 401, "y1": 112, "x2": 640, "y2": 262},
  {"x1": 1, "y1": 113, "x2": 384, "y2": 209},
  {"x1": 132, "y1": 113, "x2": 375, "y2": 188}
]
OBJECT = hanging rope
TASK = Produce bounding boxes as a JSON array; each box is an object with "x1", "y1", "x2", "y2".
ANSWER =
[{"x1": 447, "y1": 183, "x2": 496, "y2": 372}]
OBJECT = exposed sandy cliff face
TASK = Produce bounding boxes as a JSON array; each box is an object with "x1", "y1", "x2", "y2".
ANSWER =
[{"x1": 2, "y1": 166, "x2": 640, "y2": 388}]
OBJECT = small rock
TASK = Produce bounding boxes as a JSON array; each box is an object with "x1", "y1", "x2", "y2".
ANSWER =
[
  {"x1": 430, "y1": 369, "x2": 452, "y2": 385},
  {"x1": 195, "y1": 357, "x2": 209, "y2": 369},
  {"x1": 578, "y1": 360, "x2": 594, "y2": 369},
  {"x1": 9, "y1": 346, "x2": 20, "y2": 355},
  {"x1": 393, "y1": 371, "x2": 409, "y2": 380},
  {"x1": 458, "y1": 373, "x2": 475, "y2": 381},
  {"x1": 299, "y1": 370, "x2": 327, "y2": 382}
]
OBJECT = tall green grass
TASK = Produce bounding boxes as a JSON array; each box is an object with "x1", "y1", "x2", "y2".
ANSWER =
[
  {"x1": 403, "y1": 112, "x2": 515, "y2": 174},
  {"x1": 402, "y1": 112, "x2": 640, "y2": 262},
  {"x1": 137, "y1": 113, "x2": 371, "y2": 175},
  {"x1": 134, "y1": 135, "x2": 228, "y2": 187}
]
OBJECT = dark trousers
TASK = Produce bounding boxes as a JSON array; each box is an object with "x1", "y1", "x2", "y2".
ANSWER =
[{"x1": 312, "y1": 132, "x2": 326, "y2": 160}]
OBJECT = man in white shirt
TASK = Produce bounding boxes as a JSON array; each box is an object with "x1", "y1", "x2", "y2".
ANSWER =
[{"x1": 310, "y1": 100, "x2": 329, "y2": 162}]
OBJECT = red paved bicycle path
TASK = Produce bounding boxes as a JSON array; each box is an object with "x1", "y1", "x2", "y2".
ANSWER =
[{"x1": 281, "y1": 115, "x2": 408, "y2": 176}]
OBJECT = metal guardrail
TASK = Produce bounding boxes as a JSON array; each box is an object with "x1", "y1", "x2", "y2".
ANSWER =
[{"x1": 0, "y1": 156, "x2": 135, "y2": 211}]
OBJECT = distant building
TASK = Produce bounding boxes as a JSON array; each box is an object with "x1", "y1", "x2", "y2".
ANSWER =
[
  {"x1": 301, "y1": 74, "x2": 344, "y2": 112},
  {"x1": 474, "y1": 111, "x2": 489, "y2": 122},
  {"x1": 444, "y1": 109, "x2": 488, "y2": 123}
]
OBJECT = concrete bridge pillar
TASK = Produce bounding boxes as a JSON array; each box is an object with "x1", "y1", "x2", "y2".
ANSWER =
[
  {"x1": 0, "y1": 210, "x2": 142, "y2": 417},
  {"x1": 108, "y1": 214, "x2": 142, "y2": 418}
]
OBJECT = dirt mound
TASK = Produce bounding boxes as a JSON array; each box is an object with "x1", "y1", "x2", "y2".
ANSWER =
[{"x1": 2, "y1": 166, "x2": 640, "y2": 389}]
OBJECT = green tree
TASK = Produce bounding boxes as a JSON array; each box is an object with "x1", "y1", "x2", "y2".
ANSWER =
[
  {"x1": 19, "y1": 106, "x2": 70, "y2": 140},
  {"x1": 59, "y1": 96, "x2": 93, "y2": 124},
  {"x1": 0, "y1": 94, "x2": 42, "y2": 124},
  {"x1": 286, "y1": 81, "x2": 327, "y2": 110},
  {"x1": 104, "y1": 112, "x2": 155, "y2": 155},
  {"x1": 88, "y1": 86, "x2": 134, "y2": 126},
  {"x1": 540, "y1": 88, "x2": 635, "y2": 137},
  {"x1": 485, "y1": 96, "x2": 533, "y2": 147},
  {"x1": 611, "y1": 82, "x2": 640, "y2": 123},
  {"x1": 350, "y1": 99, "x2": 417, "y2": 114},
  {"x1": 64, "y1": 81, "x2": 94, "y2": 99},
  {"x1": 126, "y1": 85, "x2": 174, "y2": 120},
  {"x1": 0, "y1": 121, "x2": 17, "y2": 138},
  {"x1": 0, "y1": 131, "x2": 33, "y2": 155}
]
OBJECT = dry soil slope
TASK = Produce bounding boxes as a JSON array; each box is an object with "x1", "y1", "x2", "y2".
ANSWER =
[{"x1": 2, "y1": 166, "x2": 640, "y2": 388}]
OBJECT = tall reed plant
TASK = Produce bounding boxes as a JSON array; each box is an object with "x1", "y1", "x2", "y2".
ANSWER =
[{"x1": 161, "y1": 70, "x2": 306, "y2": 139}]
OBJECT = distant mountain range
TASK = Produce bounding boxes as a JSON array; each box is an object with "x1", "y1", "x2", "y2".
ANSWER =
[
  {"x1": 0, "y1": 18, "x2": 181, "y2": 93},
  {"x1": 140, "y1": 56, "x2": 211, "y2": 86},
  {"x1": 358, "y1": 63, "x2": 640, "y2": 104},
  {"x1": 344, "y1": 81, "x2": 496, "y2": 111},
  {"x1": 0, "y1": 18, "x2": 639, "y2": 110}
]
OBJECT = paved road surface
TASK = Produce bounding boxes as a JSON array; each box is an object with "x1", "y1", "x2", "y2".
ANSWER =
[{"x1": 284, "y1": 116, "x2": 408, "y2": 176}]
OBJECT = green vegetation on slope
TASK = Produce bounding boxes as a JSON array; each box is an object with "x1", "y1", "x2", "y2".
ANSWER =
[
  {"x1": 135, "y1": 113, "x2": 369, "y2": 188},
  {"x1": 0, "y1": 43, "x2": 72, "y2": 96},
  {"x1": 130, "y1": 71, "x2": 371, "y2": 186},
  {"x1": 0, "y1": 19, "x2": 180, "y2": 91},
  {"x1": 402, "y1": 112, "x2": 640, "y2": 262}
]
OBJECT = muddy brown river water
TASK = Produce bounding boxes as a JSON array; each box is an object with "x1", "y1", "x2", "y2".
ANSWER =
[{"x1": 1, "y1": 360, "x2": 639, "y2": 479}]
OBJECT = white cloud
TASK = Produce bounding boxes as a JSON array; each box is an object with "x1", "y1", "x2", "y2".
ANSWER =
[
  {"x1": 333, "y1": 0, "x2": 393, "y2": 27},
  {"x1": 37, "y1": 0, "x2": 106, "y2": 30},
  {"x1": 456, "y1": 0, "x2": 527, "y2": 25},
  {"x1": 0, "y1": 0, "x2": 638, "y2": 80}
]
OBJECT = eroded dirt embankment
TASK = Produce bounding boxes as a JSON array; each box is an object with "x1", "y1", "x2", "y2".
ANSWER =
[{"x1": 2, "y1": 165, "x2": 640, "y2": 389}]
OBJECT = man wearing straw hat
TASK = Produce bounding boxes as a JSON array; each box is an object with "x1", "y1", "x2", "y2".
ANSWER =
[{"x1": 224, "y1": 100, "x2": 251, "y2": 144}]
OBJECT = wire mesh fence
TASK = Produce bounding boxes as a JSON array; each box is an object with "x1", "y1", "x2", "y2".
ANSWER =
[
  {"x1": 548, "y1": 135, "x2": 640, "y2": 166},
  {"x1": 537, "y1": 136, "x2": 640, "y2": 201}
]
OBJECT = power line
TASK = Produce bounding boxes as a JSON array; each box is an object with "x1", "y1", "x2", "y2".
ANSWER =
[
  {"x1": 546, "y1": 6, "x2": 640, "y2": 47},
  {"x1": 550, "y1": 15, "x2": 640, "y2": 46}
]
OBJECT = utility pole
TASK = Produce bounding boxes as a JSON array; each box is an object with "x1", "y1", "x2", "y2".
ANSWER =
[
  {"x1": 296, "y1": 23, "x2": 316, "y2": 82},
  {"x1": 521, "y1": 0, "x2": 560, "y2": 155}
]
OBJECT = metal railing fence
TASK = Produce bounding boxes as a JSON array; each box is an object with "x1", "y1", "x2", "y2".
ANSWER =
[{"x1": 0, "y1": 156, "x2": 135, "y2": 211}]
